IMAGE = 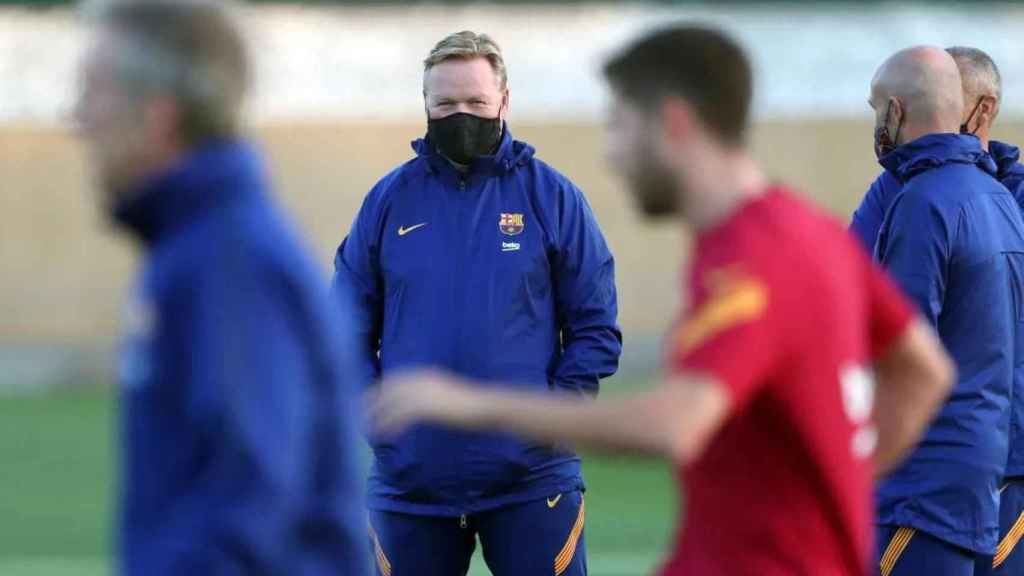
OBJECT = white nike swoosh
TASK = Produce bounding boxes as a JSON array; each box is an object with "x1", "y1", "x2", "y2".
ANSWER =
[{"x1": 398, "y1": 223, "x2": 428, "y2": 236}]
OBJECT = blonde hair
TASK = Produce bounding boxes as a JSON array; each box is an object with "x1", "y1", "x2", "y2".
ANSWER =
[{"x1": 423, "y1": 31, "x2": 507, "y2": 90}]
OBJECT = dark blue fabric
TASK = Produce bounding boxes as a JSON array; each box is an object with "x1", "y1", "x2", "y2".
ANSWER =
[
  {"x1": 334, "y1": 126, "x2": 621, "y2": 516},
  {"x1": 369, "y1": 491, "x2": 586, "y2": 576},
  {"x1": 876, "y1": 525, "x2": 979, "y2": 576},
  {"x1": 854, "y1": 140, "x2": 1024, "y2": 481},
  {"x1": 851, "y1": 140, "x2": 1024, "y2": 253},
  {"x1": 115, "y1": 141, "x2": 369, "y2": 575},
  {"x1": 874, "y1": 133, "x2": 1024, "y2": 553},
  {"x1": 992, "y1": 479, "x2": 1024, "y2": 575},
  {"x1": 850, "y1": 169, "x2": 903, "y2": 251}
]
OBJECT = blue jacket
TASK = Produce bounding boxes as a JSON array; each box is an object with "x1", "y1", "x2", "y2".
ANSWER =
[
  {"x1": 333, "y1": 126, "x2": 622, "y2": 516},
  {"x1": 115, "y1": 142, "x2": 369, "y2": 575},
  {"x1": 873, "y1": 134, "x2": 1024, "y2": 553},
  {"x1": 851, "y1": 140, "x2": 1024, "y2": 251},
  {"x1": 852, "y1": 141, "x2": 1024, "y2": 481}
]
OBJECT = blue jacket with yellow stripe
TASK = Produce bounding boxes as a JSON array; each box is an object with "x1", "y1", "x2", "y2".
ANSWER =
[
  {"x1": 333, "y1": 126, "x2": 622, "y2": 516},
  {"x1": 873, "y1": 134, "x2": 1024, "y2": 553}
]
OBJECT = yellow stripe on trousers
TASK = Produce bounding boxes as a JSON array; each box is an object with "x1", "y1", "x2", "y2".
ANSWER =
[
  {"x1": 554, "y1": 497, "x2": 586, "y2": 575},
  {"x1": 879, "y1": 527, "x2": 915, "y2": 576},
  {"x1": 994, "y1": 510, "x2": 1024, "y2": 568},
  {"x1": 368, "y1": 523, "x2": 392, "y2": 576}
]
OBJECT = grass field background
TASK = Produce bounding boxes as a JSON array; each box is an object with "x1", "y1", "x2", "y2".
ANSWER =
[{"x1": 0, "y1": 385, "x2": 675, "y2": 576}]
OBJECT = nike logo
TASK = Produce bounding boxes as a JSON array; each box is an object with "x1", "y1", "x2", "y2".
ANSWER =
[
  {"x1": 397, "y1": 223, "x2": 428, "y2": 236},
  {"x1": 546, "y1": 494, "x2": 562, "y2": 508}
]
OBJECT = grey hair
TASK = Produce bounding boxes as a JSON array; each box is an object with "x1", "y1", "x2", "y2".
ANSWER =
[
  {"x1": 423, "y1": 31, "x2": 508, "y2": 91},
  {"x1": 946, "y1": 46, "x2": 1002, "y2": 102},
  {"x1": 84, "y1": 0, "x2": 249, "y2": 145}
]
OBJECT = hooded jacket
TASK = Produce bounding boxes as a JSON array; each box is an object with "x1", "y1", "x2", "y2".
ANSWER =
[
  {"x1": 116, "y1": 141, "x2": 368, "y2": 575},
  {"x1": 333, "y1": 126, "x2": 622, "y2": 516},
  {"x1": 874, "y1": 134, "x2": 1024, "y2": 553}
]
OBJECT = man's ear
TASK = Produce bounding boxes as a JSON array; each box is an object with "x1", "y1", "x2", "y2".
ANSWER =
[
  {"x1": 145, "y1": 95, "x2": 183, "y2": 151},
  {"x1": 500, "y1": 87, "x2": 510, "y2": 121},
  {"x1": 887, "y1": 96, "x2": 904, "y2": 128},
  {"x1": 978, "y1": 94, "x2": 999, "y2": 126},
  {"x1": 661, "y1": 96, "x2": 695, "y2": 145}
]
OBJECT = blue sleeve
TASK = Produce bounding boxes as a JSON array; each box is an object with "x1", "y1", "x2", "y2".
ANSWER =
[
  {"x1": 332, "y1": 186, "x2": 386, "y2": 385},
  {"x1": 850, "y1": 171, "x2": 900, "y2": 253},
  {"x1": 168, "y1": 248, "x2": 367, "y2": 573},
  {"x1": 876, "y1": 183, "x2": 953, "y2": 325},
  {"x1": 550, "y1": 181, "x2": 623, "y2": 396}
]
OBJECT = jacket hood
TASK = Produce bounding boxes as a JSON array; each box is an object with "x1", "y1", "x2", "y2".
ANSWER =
[
  {"x1": 113, "y1": 140, "x2": 267, "y2": 246},
  {"x1": 880, "y1": 133, "x2": 996, "y2": 182},
  {"x1": 990, "y1": 140, "x2": 1024, "y2": 180}
]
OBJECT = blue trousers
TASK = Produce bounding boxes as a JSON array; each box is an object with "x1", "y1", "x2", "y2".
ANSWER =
[
  {"x1": 992, "y1": 479, "x2": 1024, "y2": 575},
  {"x1": 877, "y1": 525, "x2": 991, "y2": 576},
  {"x1": 369, "y1": 491, "x2": 586, "y2": 576}
]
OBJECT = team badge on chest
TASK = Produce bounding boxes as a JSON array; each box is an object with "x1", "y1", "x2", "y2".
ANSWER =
[{"x1": 499, "y1": 213, "x2": 525, "y2": 236}]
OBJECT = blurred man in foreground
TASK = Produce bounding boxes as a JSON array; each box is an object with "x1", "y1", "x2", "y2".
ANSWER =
[
  {"x1": 867, "y1": 47, "x2": 1024, "y2": 576},
  {"x1": 373, "y1": 25, "x2": 954, "y2": 576},
  {"x1": 334, "y1": 30, "x2": 620, "y2": 576},
  {"x1": 74, "y1": 1, "x2": 368, "y2": 573}
]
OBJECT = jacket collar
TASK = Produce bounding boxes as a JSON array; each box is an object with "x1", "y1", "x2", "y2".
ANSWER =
[
  {"x1": 412, "y1": 122, "x2": 536, "y2": 178},
  {"x1": 113, "y1": 140, "x2": 266, "y2": 246},
  {"x1": 990, "y1": 140, "x2": 1023, "y2": 180},
  {"x1": 880, "y1": 133, "x2": 996, "y2": 182}
]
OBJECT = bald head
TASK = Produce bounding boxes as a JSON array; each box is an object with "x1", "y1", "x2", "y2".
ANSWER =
[{"x1": 871, "y1": 46, "x2": 964, "y2": 141}]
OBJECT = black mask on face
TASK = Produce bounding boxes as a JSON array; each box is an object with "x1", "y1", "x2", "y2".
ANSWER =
[
  {"x1": 960, "y1": 98, "x2": 984, "y2": 135},
  {"x1": 874, "y1": 101, "x2": 902, "y2": 160},
  {"x1": 427, "y1": 112, "x2": 502, "y2": 165}
]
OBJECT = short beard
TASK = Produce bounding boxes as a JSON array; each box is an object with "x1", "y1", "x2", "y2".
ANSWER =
[{"x1": 630, "y1": 155, "x2": 680, "y2": 219}]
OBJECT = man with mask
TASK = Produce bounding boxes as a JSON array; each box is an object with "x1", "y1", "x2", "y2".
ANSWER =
[
  {"x1": 74, "y1": 0, "x2": 369, "y2": 573},
  {"x1": 868, "y1": 47, "x2": 1024, "y2": 575},
  {"x1": 369, "y1": 25, "x2": 955, "y2": 576},
  {"x1": 851, "y1": 46, "x2": 1024, "y2": 576},
  {"x1": 850, "y1": 46, "x2": 1024, "y2": 250},
  {"x1": 333, "y1": 31, "x2": 621, "y2": 576}
]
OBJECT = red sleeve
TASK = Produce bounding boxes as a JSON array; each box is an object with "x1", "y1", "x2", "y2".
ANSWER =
[
  {"x1": 670, "y1": 263, "x2": 785, "y2": 410},
  {"x1": 864, "y1": 255, "x2": 916, "y2": 358}
]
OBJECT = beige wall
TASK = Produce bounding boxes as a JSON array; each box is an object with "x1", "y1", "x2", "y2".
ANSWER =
[{"x1": 4, "y1": 121, "x2": 1024, "y2": 346}]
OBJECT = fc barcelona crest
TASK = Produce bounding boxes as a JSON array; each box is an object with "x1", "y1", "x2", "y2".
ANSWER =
[{"x1": 499, "y1": 213, "x2": 525, "y2": 236}]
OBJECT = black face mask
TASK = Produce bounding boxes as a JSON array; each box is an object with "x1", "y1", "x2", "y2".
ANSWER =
[
  {"x1": 960, "y1": 98, "x2": 984, "y2": 135},
  {"x1": 874, "y1": 101, "x2": 902, "y2": 160},
  {"x1": 427, "y1": 112, "x2": 502, "y2": 165}
]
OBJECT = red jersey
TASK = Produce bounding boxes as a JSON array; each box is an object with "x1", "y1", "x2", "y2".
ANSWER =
[{"x1": 661, "y1": 187, "x2": 914, "y2": 576}]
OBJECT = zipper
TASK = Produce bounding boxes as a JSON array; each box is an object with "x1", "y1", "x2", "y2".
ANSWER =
[{"x1": 459, "y1": 514, "x2": 468, "y2": 529}]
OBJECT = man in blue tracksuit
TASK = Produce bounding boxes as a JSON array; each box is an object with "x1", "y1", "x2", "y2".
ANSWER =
[
  {"x1": 73, "y1": 2, "x2": 368, "y2": 574},
  {"x1": 334, "y1": 31, "x2": 621, "y2": 576},
  {"x1": 867, "y1": 47, "x2": 1024, "y2": 576},
  {"x1": 852, "y1": 47, "x2": 1024, "y2": 575},
  {"x1": 852, "y1": 46, "x2": 1024, "y2": 249}
]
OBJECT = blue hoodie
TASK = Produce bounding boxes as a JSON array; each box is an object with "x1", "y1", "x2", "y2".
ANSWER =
[
  {"x1": 115, "y1": 142, "x2": 369, "y2": 575},
  {"x1": 333, "y1": 127, "x2": 622, "y2": 516},
  {"x1": 851, "y1": 139, "x2": 1024, "y2": 250},
  {"x1": 852, "y1": 141, "x2": 1024, "y2": 483},
  {"x1": 874, "y1": 134, "x2": 1024, "y2": 553}
]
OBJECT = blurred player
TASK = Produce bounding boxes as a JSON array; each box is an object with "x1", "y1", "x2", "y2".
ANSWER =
[
  {"x1": 852, "y1": 46, "x2": 1024, "y2": 576},
  {"x1": 851, "y1": 47, "x2": 1024, "y2": 250},
  {"x1": 73, "y1": 1, "x2": 368, "y2": 573},
  {"x1": 867, "y1": 47, "x2": 1024, "y2": 576},
  {"x1": 372, "y1": 25, "x2": 954, "y2": 576},
  {"x1": 333, "y1": 31, "x2": 621, "y2": 576}
]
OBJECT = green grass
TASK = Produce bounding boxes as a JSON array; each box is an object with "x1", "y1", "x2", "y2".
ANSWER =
[{"x1": 0, "y1": 386, "x2": 674, "y2": 575}]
